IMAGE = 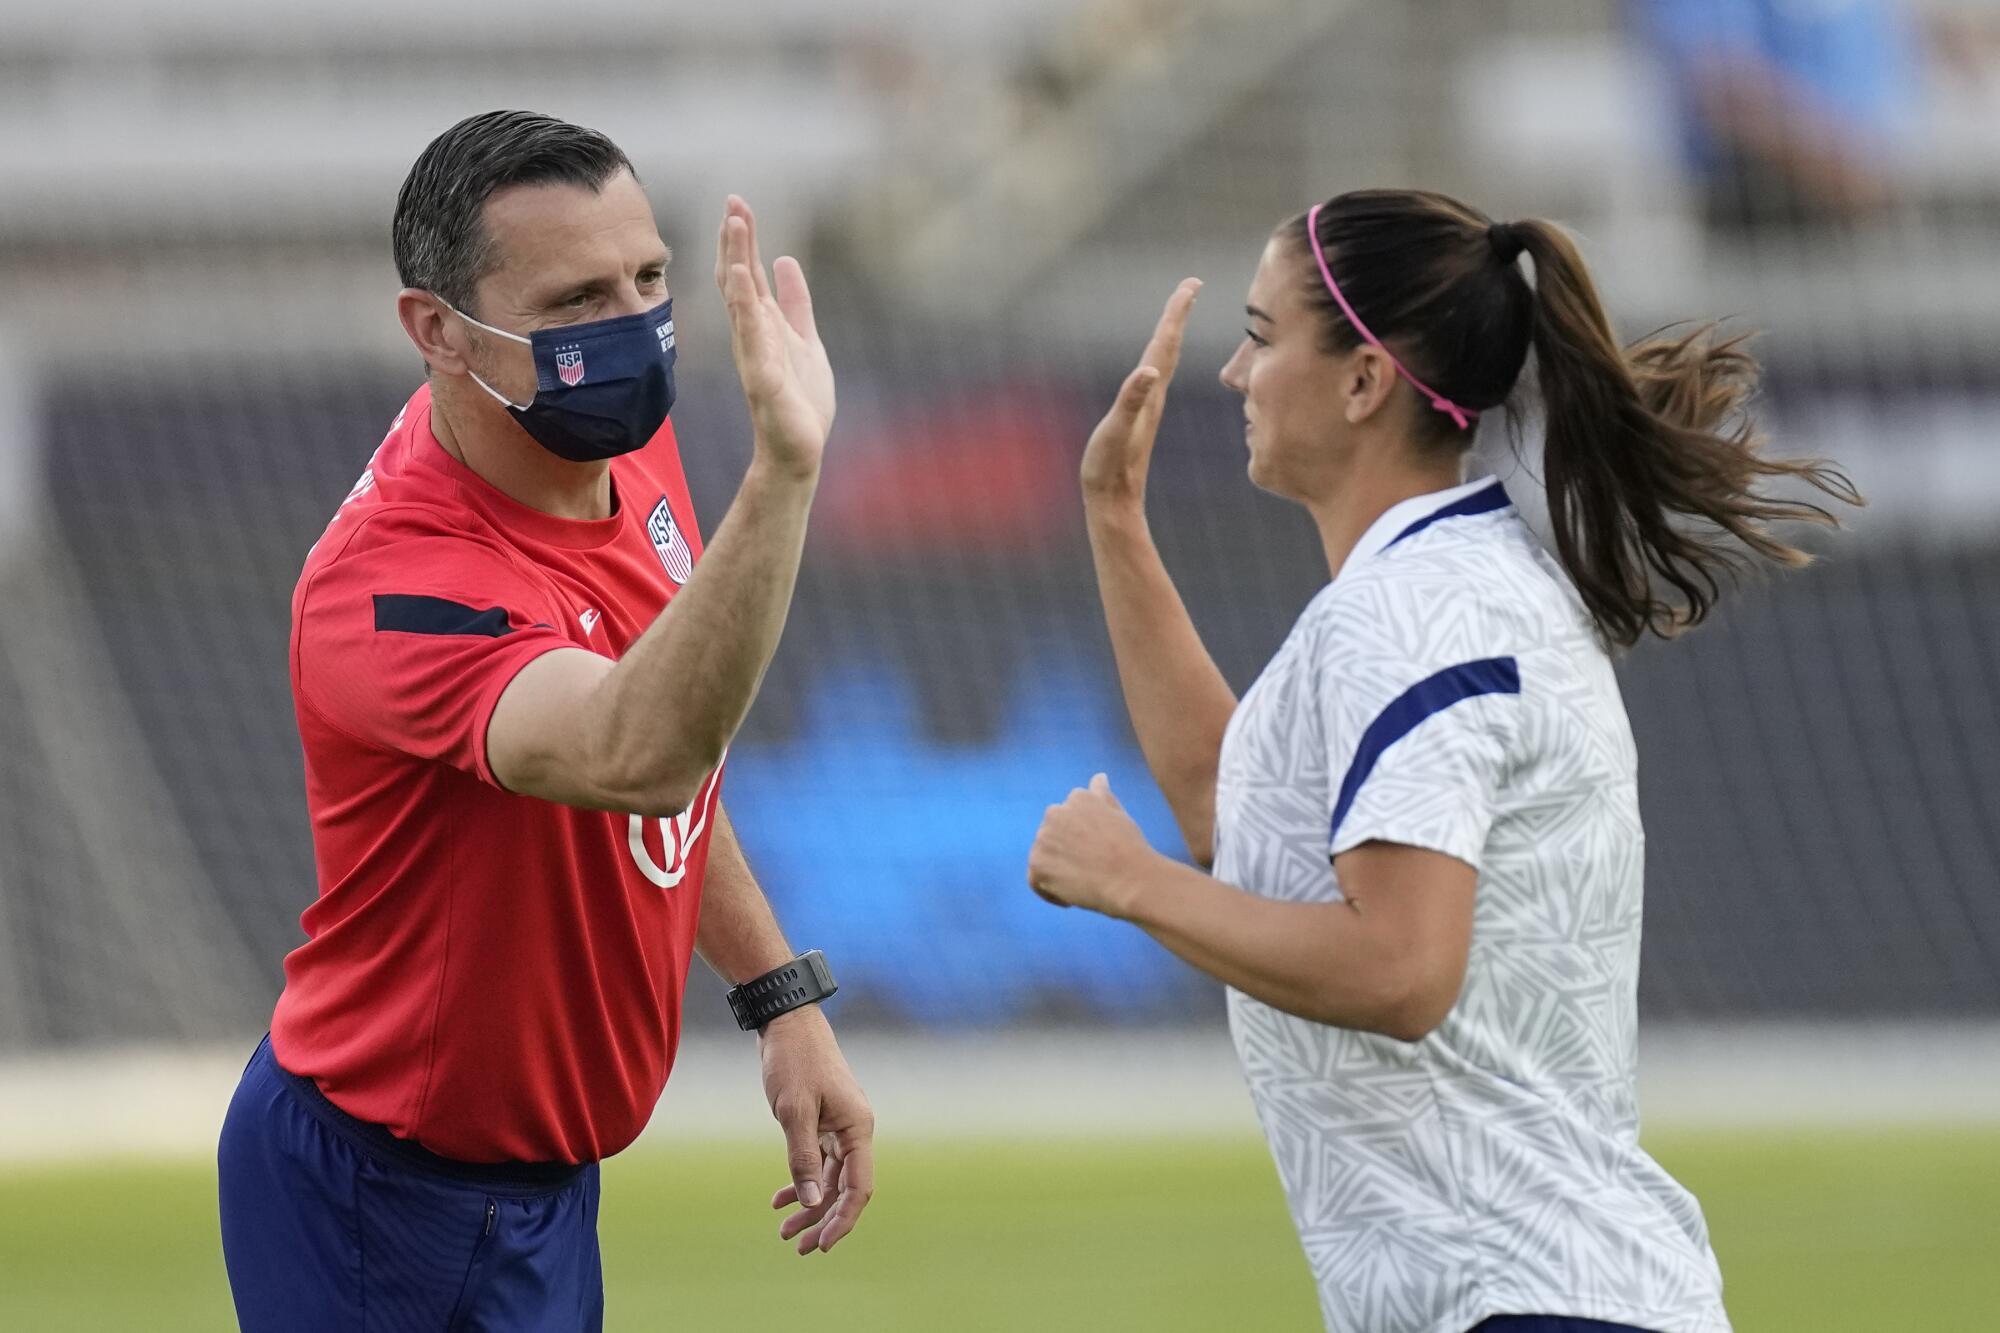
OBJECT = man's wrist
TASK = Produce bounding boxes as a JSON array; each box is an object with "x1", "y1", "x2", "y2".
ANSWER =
[
  {"x1": 1082, "y1": 489, "x2": 1148, "y2": 526},
  {"x1": 720, "y1": 945, "x2": 799, "y2": 984},
  {"x1": 744, "y1": 445, "x2": 823, "y2": 491},
  {"x1": 757, "y1": 1003, "x2": 831, "y2": 1043}
]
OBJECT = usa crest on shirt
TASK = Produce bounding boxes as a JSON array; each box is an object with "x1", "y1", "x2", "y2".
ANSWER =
[
  {"x1": 555, "y1": 346, "x2": 585, "y2": 387},
  {"x1": 647, "y1": 497, "x2": 693, "y2": 586}
]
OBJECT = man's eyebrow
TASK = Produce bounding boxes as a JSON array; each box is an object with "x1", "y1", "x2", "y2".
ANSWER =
[
  {"x1": 650, "y1": 248, "x2": 673, "y2": 269},
  {"x1": 1246, "y1": 304, "x2": 1273, "y2": 323}
]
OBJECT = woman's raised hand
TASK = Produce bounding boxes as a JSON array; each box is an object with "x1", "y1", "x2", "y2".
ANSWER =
[{"x1": 1080, "y1": 278, "x2": 1201, "y2": 505}]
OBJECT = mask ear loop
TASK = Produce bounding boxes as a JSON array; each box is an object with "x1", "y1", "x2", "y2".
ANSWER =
[
  {"x1": 438, "y1": 297, "x2": 533, "y2": 410},
  {"x1": 1304, "y1": 203, "x2": 1477, "y2": 431}
]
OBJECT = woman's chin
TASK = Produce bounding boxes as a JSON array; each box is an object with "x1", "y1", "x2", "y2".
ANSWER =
[
  {"x1": 1245, "y1": 452, "x2": 1307, "y2": 503},
  {"x1": 1245, "y1": 452, "x2": 1278, "y2": 495}
]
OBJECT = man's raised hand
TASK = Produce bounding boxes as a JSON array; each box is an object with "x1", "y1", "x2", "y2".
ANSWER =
[{"x1": 715, "y1": 195, "x2": 836, "y2": 479}]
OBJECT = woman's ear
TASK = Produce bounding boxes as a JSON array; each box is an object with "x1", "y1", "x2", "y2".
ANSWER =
[{"x1": 1344, "y1": 347, "x2": 1395, "y2": 425}]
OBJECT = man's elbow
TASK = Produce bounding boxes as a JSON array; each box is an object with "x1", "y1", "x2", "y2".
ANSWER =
[
  {"x1": 589, "y1": 745, "x2": 718, "y2": 819},
  {"x1": 616, "y1": 784, "x2": 695, "y2": 821}
]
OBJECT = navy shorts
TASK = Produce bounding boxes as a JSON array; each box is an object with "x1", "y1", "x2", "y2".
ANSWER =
[{"x1": 218, "y1": 1036, "x2": 603, "y2": 1332}]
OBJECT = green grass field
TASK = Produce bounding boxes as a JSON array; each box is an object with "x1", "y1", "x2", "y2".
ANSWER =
[{"x1": 2, "y1": 1128, "x2": 1994, "y2": 1331}]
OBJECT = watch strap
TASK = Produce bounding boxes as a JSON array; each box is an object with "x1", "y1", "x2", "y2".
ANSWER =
[{"x1": 727, "y1": 950, "x2": 838, "y2": 1031}]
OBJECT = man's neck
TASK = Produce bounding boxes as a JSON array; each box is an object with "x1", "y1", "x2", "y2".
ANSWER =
[{"x1": 430, "y1": 384, "x2": 615, "y2": 521}]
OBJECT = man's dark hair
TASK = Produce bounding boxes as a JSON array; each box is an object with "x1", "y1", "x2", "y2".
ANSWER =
[{"x1": 393, "y1": 110, "x2": 635, "y2": 315}]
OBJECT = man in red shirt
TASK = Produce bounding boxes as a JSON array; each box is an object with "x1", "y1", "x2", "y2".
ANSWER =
[{"x1": 217, "y1": 110, "x2": 873, "y2": 1332}]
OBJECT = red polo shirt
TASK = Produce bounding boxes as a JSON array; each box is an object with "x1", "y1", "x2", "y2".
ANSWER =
[{"x1": 270, "y1": 384, "x2": 720, "y2": 1164}]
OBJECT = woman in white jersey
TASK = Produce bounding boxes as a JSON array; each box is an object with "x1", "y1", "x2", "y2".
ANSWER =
[{"x1": 1026, "y1": 190, "x2": 1857, "y2": 1333}]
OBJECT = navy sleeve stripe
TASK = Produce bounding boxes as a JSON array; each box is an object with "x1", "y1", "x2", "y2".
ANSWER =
[
  {"x1": 372, "y1": 593, "x2": 517, "y2": 638},
  {"x1": 1386, "y1": 480, "x2": 1511, "y2": 549},
  {"x1": 1329, "y1": 656, "x2": 1521, "y2": 847}
]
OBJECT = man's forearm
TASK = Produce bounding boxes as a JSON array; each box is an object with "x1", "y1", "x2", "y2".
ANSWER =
[
  {"x1": 696, "y1": 803, "x2": 797, "y2": 984},
  {"x1": 587, "y1": 459, "x2": 817, "y2": 809}
]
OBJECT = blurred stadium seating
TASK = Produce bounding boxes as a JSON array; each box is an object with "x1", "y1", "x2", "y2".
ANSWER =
[{"x1": 3, "y1": 0, "x2": 1999, "y2": 1059}]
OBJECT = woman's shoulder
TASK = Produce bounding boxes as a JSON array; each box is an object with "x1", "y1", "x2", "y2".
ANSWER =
[{"x1": 1301, "y1": 533, "x2": 1557, "y2": 669}]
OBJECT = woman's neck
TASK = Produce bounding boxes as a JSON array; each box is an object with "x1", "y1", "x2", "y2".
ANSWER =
[{"x1": 1304, "y1": 451, "x2": 1465, "y2": 581}]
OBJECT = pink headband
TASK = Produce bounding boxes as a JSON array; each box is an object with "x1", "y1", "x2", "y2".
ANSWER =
[{"x1": 1305, "y1": 202, "x2": 1476, "y2": 431}]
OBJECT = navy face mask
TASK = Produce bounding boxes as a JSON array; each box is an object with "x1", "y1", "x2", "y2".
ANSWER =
[{"x1": 450, "y1": 297, "x2": 677, "y2": 462}]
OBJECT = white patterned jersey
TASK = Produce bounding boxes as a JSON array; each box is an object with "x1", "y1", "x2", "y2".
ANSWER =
[{"x1": 1213, "y1": 477, "x2": 1730, "y2": 1333}]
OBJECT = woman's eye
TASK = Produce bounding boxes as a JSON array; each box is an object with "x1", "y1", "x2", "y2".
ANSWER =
[{"x1": 1244, "y1": 328, "x2": 1268, "y2": 348}]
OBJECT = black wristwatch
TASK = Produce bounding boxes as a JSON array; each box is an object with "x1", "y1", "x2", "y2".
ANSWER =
[{"x1": 726, "y1": 950, "x2": 838, "y2": 1031}]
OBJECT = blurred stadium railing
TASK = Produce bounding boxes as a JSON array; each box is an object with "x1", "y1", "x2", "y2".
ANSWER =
[{"x1": 3, "y1": 0, "x2": 2000, "y2": 1059}]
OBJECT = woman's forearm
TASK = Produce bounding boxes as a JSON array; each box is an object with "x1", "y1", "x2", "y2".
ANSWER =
[
  {"x1": 1106, "y1": 852, "x2": 1455, "y2": 1042},
  {"x1": 1086, "y1": 498, "x2": 1237, "y2": 864}
]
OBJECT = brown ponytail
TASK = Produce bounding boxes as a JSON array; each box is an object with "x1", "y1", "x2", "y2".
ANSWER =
[
  {"x1": 1511, "y1": 220, "x2": 1860, "y2": 647},
  {"x1": 1294, "y1": 191, "x2": 1861, "y2": 650}
]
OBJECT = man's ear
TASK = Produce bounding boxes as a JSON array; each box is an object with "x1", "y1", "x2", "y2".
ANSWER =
[{"x1": 397, "y1": 289, "x2": 466, "y2": 376}]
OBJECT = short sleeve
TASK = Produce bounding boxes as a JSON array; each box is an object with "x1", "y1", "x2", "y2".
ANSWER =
[
  {"x1": 1312, "y1": 612, "x2": 1522, "y2": 869},
  {"x1": 296, "y1": 530, "x2": 577, "y2": 785}
]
